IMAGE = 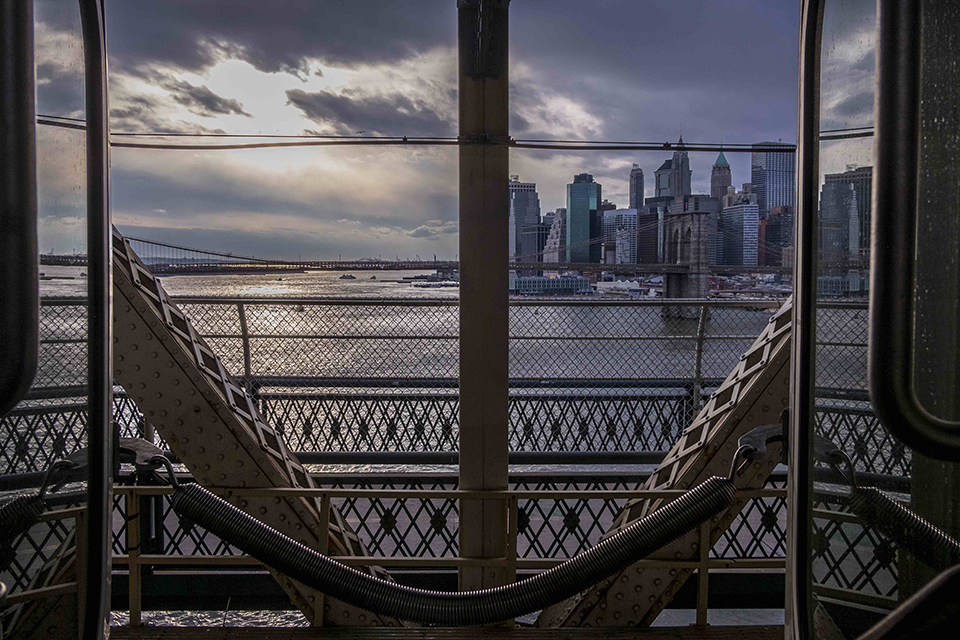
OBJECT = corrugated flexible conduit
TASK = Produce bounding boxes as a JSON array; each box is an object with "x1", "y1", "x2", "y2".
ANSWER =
[{"x1": 168, "y1": 475, "x2": 736, "y2": 625}]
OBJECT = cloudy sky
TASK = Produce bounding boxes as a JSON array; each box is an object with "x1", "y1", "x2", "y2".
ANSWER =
[{"x1": 34, "y1": 0, "x2": 875, "y2": 259}]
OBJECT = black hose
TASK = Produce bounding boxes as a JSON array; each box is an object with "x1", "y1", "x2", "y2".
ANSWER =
[
  {"x1": 169, "y1": 476, "x2": 736, "y2": 625},
  {"x1": 848, "y1": 486, "x2": 960, "y2": 569},
  {"x1": 0, "y1": 494, "x2": 46, "y2": 569},
  {"x1": 0, "y1": 494, "x2": 45, "y2": 544}
]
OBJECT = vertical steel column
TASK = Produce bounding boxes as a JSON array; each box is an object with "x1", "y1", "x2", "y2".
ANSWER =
[
  {"x1": 787, "y1": 1, "x2": 823, "y2": 638},
  {"x1": 0, "y1": 0, "x2": 39, "y2": 417},
  {"x1": 457, "y1": 0, "x2": 511, "y2": 591},
  {"x1": 79, "y1": 1, "x2": 112, "y2": 637}
]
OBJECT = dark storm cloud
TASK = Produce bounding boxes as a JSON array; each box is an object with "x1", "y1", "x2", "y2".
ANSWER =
[
  {"x1": 110, "y1": 95, "x2": 228, "y2": 134},
  {"x1": 833, "y1": 91, "x2": 873, "y2": 117},
  {"x1": 509, "y1": 0, "x2": 800, "y2": 142},
  {"x1": 36, "y1": 61, "x2": 84, "y2": 117},
  {"x1": 158, "y1": 77, "x2": 253, "y2": 117},
  {"x1": 101, "y1": 1, "x2": 456, "y2": 76},
  {"x1": 286, "y1": 88, "x2": 454, "y2": 136}
]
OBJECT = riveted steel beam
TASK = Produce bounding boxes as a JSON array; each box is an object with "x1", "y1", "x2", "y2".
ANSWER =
[{"x1": 110, "y1": 227, "x2": 401, "y2": 628}]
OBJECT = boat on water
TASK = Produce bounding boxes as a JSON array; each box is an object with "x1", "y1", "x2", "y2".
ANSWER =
[
  {"x1": 370, "y1": 275, "x2": 377, "y2": 279},
  {"x1": 340, "y1": 274, "x2": 356, "y2": 279}
]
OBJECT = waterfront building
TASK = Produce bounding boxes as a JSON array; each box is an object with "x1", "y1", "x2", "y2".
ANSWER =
[
  {"x1": 711, "y1": 151, "x2": 732, "y2": 201},
  {"x1": 751, "y1": 141, "x2": 795, "y2": 219},
  {"x1": 508, "y1": 175, "x2": 541, "y2": 260},
  {"x1": 628, "y1": 164, "x2": 645, "y2": 209},
  {"x1": 720, "y1": 203, "x2": 760, "y2": 266},
  {"x1": 508, "y1": 274, "x2": 593, "y2": 295},
  {"x1": 566, "y1": 173, "x2": 602, "y2": 263},
  {"x1": 817, "y1": 272, "x2": 869, "y2": 297}
]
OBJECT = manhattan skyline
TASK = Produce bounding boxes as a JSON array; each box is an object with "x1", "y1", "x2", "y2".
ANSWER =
[{"x1": 33, "y1": 0, "x2": 873, "y2": 260}]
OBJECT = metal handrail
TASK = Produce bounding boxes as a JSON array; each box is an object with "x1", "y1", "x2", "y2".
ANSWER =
[
  {"x1": 869, "y1": 0, "x2": 960, "y2": 458},
  {"x1": 0, "y1": 0, "x2": 39, "y2": 417}
]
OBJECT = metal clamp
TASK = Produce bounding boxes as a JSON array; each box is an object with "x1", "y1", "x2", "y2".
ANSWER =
[{"x1": 149, "y1": 455, "x2": 179, "y2": 489}]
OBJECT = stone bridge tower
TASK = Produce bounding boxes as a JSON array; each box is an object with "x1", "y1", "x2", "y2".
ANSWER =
[{"x1": 664, "y1": 210, "x2": 710, "y2": 312}]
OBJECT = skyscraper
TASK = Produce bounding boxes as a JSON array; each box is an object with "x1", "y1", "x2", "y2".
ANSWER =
[
  {"x1": 653, "y1": 138, "x2": 692, "y2": 199},
  {"x1": 566, "y1": 173, "x2": 602, "y2": 263},
  {"x1": 542, "y1": 208, "x2": 566, "y2": 263},
  {"x1": 819, "y1": 181, "x2": 860, "y2": 264},
  {"x1": 508, "y1": 175, "x2": 541, "y2": 260},
  {"x1": 629, "y1": 164, "x2": 645, "y2": 209},
  {"x1": 720, "y1": 203, "x2": 759, "y2": 266},
  {"x1": 642, "y1": 195, "x2": 674, "y2": 262},
  {"x1": 603, "y1": 209, "x2": 639, "y2": 264},
  {"x1": 751, "y1": 142, "x2": 795, "y2": 219},
  {"x1": 711, "y1": 151, "x2": 732, "y2": 201},
  {"x1": 824, "y1": 165, "x2": 872, "y2": 259},
  {"x1": 671, "y1": 138, "x2": 692, "y2": 198},
  {"x1": 654, "y1": 159, "x2": 674, "y2": 198},
  {"x1": 636, "y1": 206, "x2": 661, "y2": 263},
  {"x1": 759, "y1": 205, "x2": 794, "y2": 266},
  {"x1": 519, "y1": 222, "x2": 550, "y2": 275}
]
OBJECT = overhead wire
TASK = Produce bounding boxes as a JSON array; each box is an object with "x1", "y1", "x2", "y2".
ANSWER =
[{"x1": 36, "y1": 114, "x2": 798, "y2": 152}]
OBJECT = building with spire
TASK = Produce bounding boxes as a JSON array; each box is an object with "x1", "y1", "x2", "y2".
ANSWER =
[
  {"x1": 711, "y1": 151, "x2": 732, "y2": 201},
  {"x1": 653, "y1": 137, "x2": 692, "y2": 199},
  {"x1": 671, "y1": 137, "x2": 692, "y2": 198},
  {"x1": 628, "y1": 164, "x2": 644, "y2": 209}
]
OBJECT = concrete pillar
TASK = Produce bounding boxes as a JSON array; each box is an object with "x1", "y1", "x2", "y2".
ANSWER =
[{"x1": 457, "y1": 0, "x2": 511, "y2": 591}]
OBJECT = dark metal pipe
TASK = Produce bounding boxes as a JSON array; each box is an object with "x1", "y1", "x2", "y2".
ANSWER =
[
  {"x1": 788, "y1": 1, "x2": 824, "y2": 638},
  {"x1": 0, "y1": 0, "x2": 39, "y2": 417},
  {"x1": 78, "y1": 0, "x2": 113, "y2": 637}
]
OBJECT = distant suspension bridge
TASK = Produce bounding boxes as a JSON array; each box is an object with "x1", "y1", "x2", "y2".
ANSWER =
[{"x1": 39, "y1": 236, "x2": 862, "y2": 275}]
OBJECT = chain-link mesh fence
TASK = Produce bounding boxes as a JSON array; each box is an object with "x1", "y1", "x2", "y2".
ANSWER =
[{"x1": 3, "y1": 295, "x2": 904, "y2": 604}]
